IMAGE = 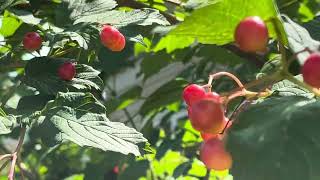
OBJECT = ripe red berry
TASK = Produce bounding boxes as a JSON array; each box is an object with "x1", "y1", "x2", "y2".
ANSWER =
[
  {"x1": 204, "y1": 91, "x2": 222, "y2": 103},
  {"x1": 23, "y1": 32, "x2": 42, "y2": 51},
  {"x1": 234, "y1": 16, "x2": 269, "y2": 52},
  {"x1": 100, "y1": 25, "x2": 126, "y2": 52},
  {"x1": 302, "y1": 53, "x2": 320, "y2": 88},
  {"x1": 189, "y1": 98, "x2": 225, "y2": 134},
  {"x1": 183, "y1": 84, "x2": 206, "y2": 106},
  {"x1": 113, "y1": 166, "x2": 119, "y2": 174},
  {"x1": 58, "y1": 62, "x2": 76, "y2": 81},
  {"x1": 200, "y1": 138, "x2": 232, "y2": 170}
]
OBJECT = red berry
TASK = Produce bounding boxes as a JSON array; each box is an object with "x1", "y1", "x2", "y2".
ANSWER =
[
  {"x1": 58, "y1": 62, "x2": 76, "y2": 81},
  {"x1": 189, "y1": 98, "x2": 225, "y2": 134},
  {"x1": 302, "y1": 53, "x2": 320, "y2": 88},
  {"x1": 23, "y1": 32, "x2": 42, "y2": 51},
  {"x1": 100, "y1": 25, "x2": 126, "y2": 52},
  {"x1": 234, "y1": 16, "x2": 269, "y2": 52},
  {"x1": 204, "y1": 92, "x2": 222, "y2": 103},
  {"x1": 183, "y1": 84, "x2": 206, "y2": 106},
  {"x1": 200, "y1": 138, "x2": 232, "y2": 170},
  {"x1": 113, "y1": 166, "x2": 119, "y2": 174},
  {"x1": 200, "y1": 118, "x2": 232, "y2": 141},
  {"x1": 201, "y1": 132, "x2": 218, "y2": 141}
]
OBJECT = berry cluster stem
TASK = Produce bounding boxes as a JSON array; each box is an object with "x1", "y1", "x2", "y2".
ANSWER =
[{"x1": 0, "y1": 126, "x2": 26, "y2": 180}]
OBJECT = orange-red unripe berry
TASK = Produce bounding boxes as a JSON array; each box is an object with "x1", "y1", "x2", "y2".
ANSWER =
[{"x1": 100, "y1": 25, "x2": 126, "y2": 52}]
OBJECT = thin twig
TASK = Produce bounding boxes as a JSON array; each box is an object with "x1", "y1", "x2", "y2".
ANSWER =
[
  {"x1": 0, "y1": 154, "x2": 12, "y2": 162},
  {"x1": 208, "y1": 71, "x2": 244, "y2": 89},
  {"x1": 8, "y1": 152, "x2": 17, "y2": 180},
  {"x1": 7, "y1": 127, "x2": 26, "y2": 180}
]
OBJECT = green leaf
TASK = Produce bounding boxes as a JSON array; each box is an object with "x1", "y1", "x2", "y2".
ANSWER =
[
  {"x1": 283, "y1": 15, "x2": 320, "y2": 64},
  {"x1": 10, "y1": 9, "x2": 41, "y2": 25},
  {"x1": 22, "y1": 57, "x2": 103, "y2": 95},
  {"x1": 74, "y1": 8, "x2": 170, "y2": 27},
  {"x1": 38, "y1": 92, "x2": 147, "y2": 156},
  {"x1": 52, "y1": 23, "x2": 100, "y2": 50},
  {"x1": 55, "y1": 0, "x2": 117, "y2": 26},
  {"x1": 0, "y1": 115, "x2": 16, "y2": 135},
  {"x1": 271, "y1": 75, "x2": 314, "y2": 98},
  {"x1": 227, "y1": 96, "x2": 320, "y2": 180},
  {"x1": 0, "y1": 10, "x2": 23, "y2": 37},
  {"x1": 154, "y1": 0, "x2": 279, "y2": 52}
]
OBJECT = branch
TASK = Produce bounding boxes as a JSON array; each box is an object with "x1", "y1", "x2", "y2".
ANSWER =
[{"x1": 7, "y1": 127, "x2": 26, "y2": 180}]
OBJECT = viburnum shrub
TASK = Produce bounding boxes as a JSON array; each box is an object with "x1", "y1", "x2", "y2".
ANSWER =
[
  {"x1": 23, "y1": 32, "x2": 42, "y2": 51},
  {"x1": 1, "y1": 0, "x2": 320, "y2": 179}
]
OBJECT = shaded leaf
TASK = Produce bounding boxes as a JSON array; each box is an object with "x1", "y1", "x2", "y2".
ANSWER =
[{"x1": 227, "y1": 96, "x2": 320, "y2": 180}]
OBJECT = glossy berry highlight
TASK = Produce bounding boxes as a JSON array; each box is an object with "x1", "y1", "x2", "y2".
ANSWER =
[
  {"x1": 100, "y1": 25, "x2": 126, "y2": 52},
  {"x1": 23, "y1": 32, "x2": 42, "y2": 51},
  {"x1": 189, "y1": 98, "x2": 225, "y2": 134},
  {"x1": 183, "y1": 84, "x2": 206, "y2": 106},
  {"x1": 58, "y1": 62, "x2": 76, "y2": 81},
  {"x1": 302, "y1": 53, "x2": 320, "y2": 88},
  {"x1": 200, "y1": 138, "x2": 232, "y2": 170},
  {"x1": 234, "y1": 16, "x2": 269, "y2": 52}
]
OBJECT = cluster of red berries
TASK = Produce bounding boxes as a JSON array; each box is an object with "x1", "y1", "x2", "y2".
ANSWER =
[
  {"x1": 21, "y1": 25, "x2": 125, "y2": 81},
  {"x1": 183, "y1": 16, "x2": 320, "y2": 172},
  {"x1": 233, "y1": 16, "x2": 320, "y2": 89},
  {"x1": 183, "y1": 84, "x2": 233, "y2": 171}
]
